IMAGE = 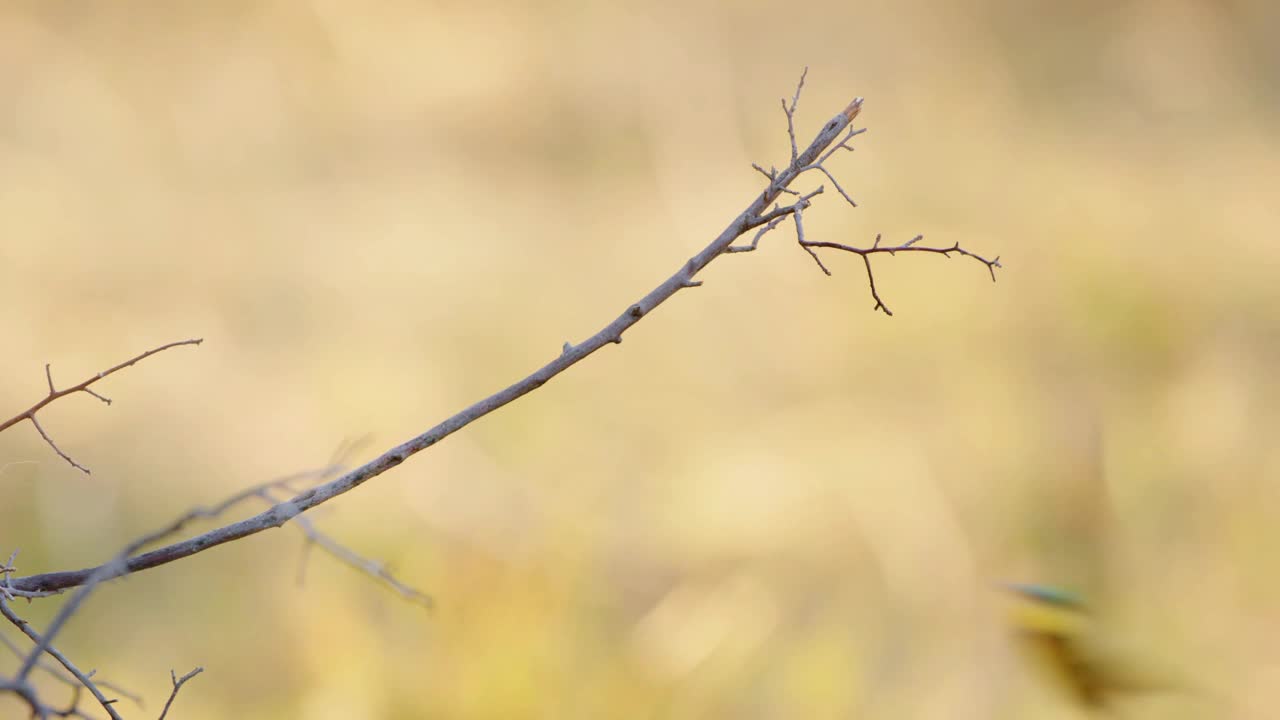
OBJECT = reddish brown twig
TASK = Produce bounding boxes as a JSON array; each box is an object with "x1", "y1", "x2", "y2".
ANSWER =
[
  {"x1": 800, "y1": 233, "x2": 1002, "y2": 315},
  {"x1": 0, "y1": 339, "x2": 203, "y2": 473}
]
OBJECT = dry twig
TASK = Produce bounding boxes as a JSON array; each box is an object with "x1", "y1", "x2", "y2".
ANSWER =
[
  {"x1": 1, "y1": 462, "x2": 421, "y2": 717},
  {"x1": 0, "y1": 339, "x2": 203, "y2": 473},
  {"x1": 0, "y1": 596, "x2": 125, "y2": 719},
  {"x1": 157, "y1": 667, "x2": 203, "y2": 720},
  {"x1": 2, "y1": 70, "x2": 999, "y2": 716},
  {"x1": 801, "y1": 233, "x2": 1001, "y2": 315},
  {"x1": 7, "y1": 71, "x2": 996, "y2": 601}
]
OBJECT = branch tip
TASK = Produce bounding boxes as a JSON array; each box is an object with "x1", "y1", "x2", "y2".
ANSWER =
[
  {"x1": 1, "y1": 339, "x2": 203, "y2": 472},
  {"x1": 843, "y1": 97, "x2": 864, "y2": 122},
  {"x1": 800, "y1": 233, "x2": 1002, "y2": 314}
]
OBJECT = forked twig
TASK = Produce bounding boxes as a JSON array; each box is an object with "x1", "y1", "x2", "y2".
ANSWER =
[
  {"x1": 0, "y1": 597, "x2": 124, "y2": 719},
  {"x1": 157, "y1": 667, "x2": 203, "y2": 720},
  {"x1": 801, "y1": 233, "x2": 1002, "y2": 315},
  {"x1": 0, "y1": 339, "x2": 203, "y2": 473}
]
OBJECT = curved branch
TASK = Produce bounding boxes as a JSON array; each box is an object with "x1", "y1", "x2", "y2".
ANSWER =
[
  {"x1": 9, "y1": 75, "x2": 999, "y2": 601},
  {"x1": 0, "y1": 339, "x2": 203, "y2": 473},
  {"x1": 8, "y1": 90, "x2": 867, "y2": 596},
  {"x1": 158, "y1": 667, "x2": 203, "y2": 720},
  {"x1": 0, "y1": 597, "x2": 123, "y2": 719}
]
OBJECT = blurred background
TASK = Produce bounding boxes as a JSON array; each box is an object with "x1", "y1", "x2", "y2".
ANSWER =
[{"x1": 1, "y1": 1, "x2": 1277, "y2": 717}]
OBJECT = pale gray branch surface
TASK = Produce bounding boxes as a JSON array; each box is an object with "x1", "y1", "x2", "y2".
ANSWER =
[
  {"x1": 9, "y1": 79, "x2": 999, "y2": 599},
  {"x1": 8, "y1": 89, "x2": 884, "y2": 599}
]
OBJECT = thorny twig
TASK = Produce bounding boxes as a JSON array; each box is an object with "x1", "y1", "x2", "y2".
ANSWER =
[
  {"x1": 0, "y1": 340, "x2": 203, "y2": 473},
  {"x1": 157, "y1": 667, "x2": 203, "y2": 720},
  {"x1": 729, "y1": 68, "x2": 999, "y2": 314},
  {"x1": 801, "y1": 233, "x2": 1002, "y2": 315}
]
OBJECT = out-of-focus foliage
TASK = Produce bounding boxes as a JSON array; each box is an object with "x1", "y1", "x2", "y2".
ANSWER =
[{"x1": 1, "y1": 1, "x2": 1277, "y2": 717}]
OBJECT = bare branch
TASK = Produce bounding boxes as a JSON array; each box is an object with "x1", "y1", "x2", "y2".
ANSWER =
[
  {"x1": 3, "y1": 461, "x2": 403, "y2": 716},
  {"x1": 28, "y1": 416, "x2": 89, "y2": 475},
  {"x1": 782, "y1": 66, "x2": 809, "y2": 164},
  {"x1": 0, "y1": 676, "x2": 51, "y2": 719},
  {"x1": 288, "y1": 510, "x2": 434, "y2": 608},
  {"x1": 7, "y1": 77, "x2": 996, "y2": 607},
  {"x1": 8, "y1": 85, "x2": 868, "y2": 600},
  {"x1": 750, "y1": 163, "x2": 775, "y2": 183},
  {"x1": 83, "y1": 389, "x2": 111, "y2": 405},
  {"x1": 727, "y1": 214, "x2": 788, "y2": 253},
  {"x1": 800, "y1": 233, "x2": 1003, "y2": 315},
  {"x1": 10, "y1": 467, "x2": 333, "y2": 686},
  {"x1": 815, "y1": 125, "x2": 867, "y2": 167},
  {"x1": 255, "y1": 478, "x2": 433, "y2": 608},
  {"x1": 0, "y1": 339, "x2": 203, "y2": 473},
  {"x1": 1, "y1": 598, "x2": 123, "y2": 720},
  {"x1": 813, "y1": 164, "x2": 857, "y2": 208},
  {"x1": 794, "y1": 206, "x2": 832, "y2": 276},
  {"x1": 0, "y1": 72, "x2": 1005, "y2": 720},
  {"x1": 157, "y1": 667, "x2": 202, "y2": 720},
  {"x1": 1, "y1": 626, "x2": 138, "y2": 710},
  {"x1": 860, "y1": 254, "x2": 889, "y2": 314}
]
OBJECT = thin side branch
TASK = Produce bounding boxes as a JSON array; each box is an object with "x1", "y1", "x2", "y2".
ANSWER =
[
  {"x1": 801, "y1": 234, "x2": 1003, "y2": 315},
  {"x1": 0, "y1": 597, "x2": 123, "y2": 720},
  {"x1": 0, "y1": 339, "x2": 203, "y2": 473},
  {"x1": 793, "y1": 204, "x2": 831, "y2": 276},
  {"x1": 0, "y1": 630, "x2": 138, "y2": 710},
  {"x1": 275, "y1": 488, "x2": 433, "y2": 608},
  {"x1": 782, "y1": 66, "x2": 809, "y2": 164},
  {"x1": 157, "y1": 667, "x2": 203, "y2": 720},
  {"x1": 2, "y1": 461, "x2": 414, "y2": 714},
  {"x1": 0, "y1": 676, "x2": 53, "y2": 719},
  {"x1": 28, "y1": 416, "x2": 89, "y2": 474},
  {"x1": 8, "y1": 468, "x2": 337, "y2": 685}
]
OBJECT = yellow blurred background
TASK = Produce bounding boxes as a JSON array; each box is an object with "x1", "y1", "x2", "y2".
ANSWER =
[{"x1": 2, "y1": 1, "x2": 1278, "y2": 717}]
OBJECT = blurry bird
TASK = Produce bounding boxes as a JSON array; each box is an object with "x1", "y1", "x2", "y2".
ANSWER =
[{"x1": 1004, "y1": 583, "x2": 1182, "y2": 711}]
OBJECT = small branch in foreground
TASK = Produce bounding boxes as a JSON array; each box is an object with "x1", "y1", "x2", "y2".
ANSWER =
[
  {"x1": 0, "y1": 621, "x2": 139, "y2": 711},
  {"x1": 157, "y1": 667, "x2": 203, "y2": 720},
  {"x1": 0, "y1": 677, "x2": 53, "y2": 719},
  {"x1": 3, "y1": 464, "x2": 335, "y2": 715},
  {"x1": 0, "y1": 596, "x2": 124, "y2": 719},
  {"x1": 281, "y1": 496, "x2": 434, "y2": 609},
  {"x1": 798, "y1": 233, "x2": 1001, "y2": 315},
  {"x1": 0, "y1": 339, "x2": 203, "y2": 474},
  {"x1": 1, "y1": 460, "x2": 421, "y2": 715}
]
